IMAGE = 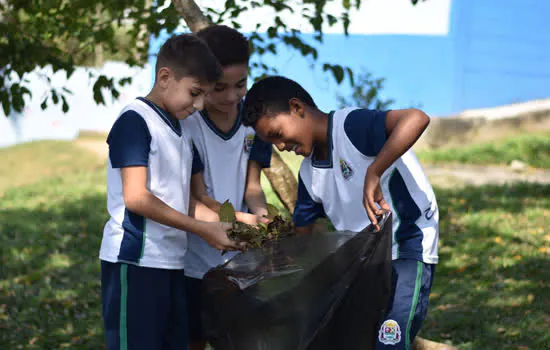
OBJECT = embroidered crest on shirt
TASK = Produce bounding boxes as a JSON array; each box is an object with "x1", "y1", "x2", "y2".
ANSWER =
[
  {"x1": 244, "y1": 134, "x2": 254, "y2": 153},
  {"x1": 379, "y1": 319, "x2": 402, "y2": 345},
  {"x1": 339, "y1": 158, "x2": 353, "y2": 180}
]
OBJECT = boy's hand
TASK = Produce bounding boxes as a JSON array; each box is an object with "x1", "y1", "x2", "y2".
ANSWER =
[
  {"x1": 199, "y1": 222, "x2": 246, "y2": 251},
  {"x1": 236, "y1": 212, "x2": 270, "y2": 226},
  {"x1": 363, "y1": 167, "x2": 390, "y2": 230}
]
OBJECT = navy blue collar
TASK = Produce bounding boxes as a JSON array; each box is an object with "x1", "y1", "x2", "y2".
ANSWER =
[
  {"x1": 137, "y1": 97, "x2": 181, "y2": 136},
  {"x1": 199, "y1": 101, "x2": 243, "y2": 141},
  {"x1": 311, "y1": 111, "x2": 334, "y2": 168}
]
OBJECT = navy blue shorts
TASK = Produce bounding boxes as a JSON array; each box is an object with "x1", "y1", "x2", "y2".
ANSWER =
[
  {"x1": 101, "y1": 261, "x2": 189, "y2": 350},
  {"x1": 185, "y1": 276, "x2": 205, "y2": 343},
  {"x1": 376, "y1": 259, "x2": 436, "y2": 350}
]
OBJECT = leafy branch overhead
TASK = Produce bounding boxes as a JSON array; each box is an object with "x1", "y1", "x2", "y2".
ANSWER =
[
  {"x1": 1, "y1": 0, "x2": 425, "y2": 116},
  {"x1": 217, "y1": 200, "x2": 294, "y2": 251}
]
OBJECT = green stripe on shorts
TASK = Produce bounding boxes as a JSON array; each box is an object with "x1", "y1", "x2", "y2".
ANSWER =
[
  {"x1": 405, "y1": 261, "x2": 423, "y2": 350},
  {"x1": 120, "y1": 264, "x2": 128, "y2": 350}
]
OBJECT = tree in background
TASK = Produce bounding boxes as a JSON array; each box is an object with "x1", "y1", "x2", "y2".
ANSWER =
[{"x1": 337, "y1": 69, "x2": 394, "y2": 110}]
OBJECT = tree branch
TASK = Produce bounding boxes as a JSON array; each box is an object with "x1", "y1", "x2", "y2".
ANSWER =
[{"x1": 171, "y1": 0, "x2": 211, "y2": 32}]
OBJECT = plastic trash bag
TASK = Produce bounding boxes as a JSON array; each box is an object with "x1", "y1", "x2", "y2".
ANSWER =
[{"x1": 202, "y1": 212, "x2": 393, "y2": 350}]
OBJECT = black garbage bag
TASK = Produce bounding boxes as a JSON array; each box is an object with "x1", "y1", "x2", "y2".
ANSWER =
[{"x1": 202, "y1": 212, "x2": 393, "y2": 350}]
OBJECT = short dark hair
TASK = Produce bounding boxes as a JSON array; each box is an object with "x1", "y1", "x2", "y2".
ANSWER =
[
  {"x1": 242, "y1": 76, "x2": 316, "y2": 127},
  {"x1": 155, "y1": 34, "x2": 221, "y2": 82},
  {"x1": 196, "y1": 25, "x2": 250, "y2": 67}
]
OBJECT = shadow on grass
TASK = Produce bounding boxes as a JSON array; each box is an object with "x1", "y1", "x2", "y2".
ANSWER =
[
  {"x1": 420, "y1": 183, "x2": 550, "y2": 349},
  {"x1": 0, "y1": 179, "x2": 548, "y2": 349},
  {"x1": 0, "y1": 188, "x2": 107, "y2": 348}
]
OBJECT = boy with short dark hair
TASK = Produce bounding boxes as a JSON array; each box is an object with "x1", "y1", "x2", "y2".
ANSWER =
[
  {"x1": 182, "y1": 25, "x2": 272, "y2": 350},
  {"x1": 242, "y1": 76, "x2": 439, "y2": 350},
  {"x1": 99, "y1": 34, "x2": 243, "y2": 350}
]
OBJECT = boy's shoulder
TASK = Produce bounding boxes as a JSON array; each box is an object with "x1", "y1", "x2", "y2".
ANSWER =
[{"x1": 118, "y1": 98, "x2": 153, "y2": 119}]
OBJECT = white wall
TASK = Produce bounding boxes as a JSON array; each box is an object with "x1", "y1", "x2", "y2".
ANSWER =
[{"x1": 0, "y1": 62, "x2": 152, "y2": 148}]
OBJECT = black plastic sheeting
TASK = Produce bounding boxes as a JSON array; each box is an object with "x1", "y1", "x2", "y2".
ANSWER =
[{"x1": 202, "y1": 212, "x2": 393, "y2": 350}]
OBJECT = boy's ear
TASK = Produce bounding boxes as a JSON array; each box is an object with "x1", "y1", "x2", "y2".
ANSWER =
[
  {"x1": 289, "y1": 97, "x2": 305, "y2": 118},
  {"x1": 156, "y1": 67, "x2": 172, "y2": 88}
]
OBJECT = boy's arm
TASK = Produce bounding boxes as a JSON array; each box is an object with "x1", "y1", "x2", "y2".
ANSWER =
[
  {"x1": 244, "y1": 160, "x2": 268, "y2": 218},
  {"x1": 293, "y1": 174, "x2": 326, "y2": 234},
  {"x1": 369, "y1": 108, "x2": 430, "y2": 178},
  {"x1": 190, "y1": 172, "x2": 260, "y2": 225},
  {"x1": 189, "y1": 142, "x2": 222, "y2": 212},
  {"x1": 243, "y1": 134, "x2": 273, "y2": 219},
  {"x1": 121, "y1": 166, "x2": 243, "y2": 251},
  {"x1": 188, "y1": 193, "x2": 219, "y2": 222},
  {"x1": 344, "y1": 108, "x2": 430, "y2": 227},
  {"x1": 109, "y1": 112, "x2": 241, "y2": 251},
  {"x1": 191, "y1": 172, "x2": 223, "y2": 212}
]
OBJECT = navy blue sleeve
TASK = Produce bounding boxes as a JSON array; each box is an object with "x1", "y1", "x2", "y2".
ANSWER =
[
  {"x1": 292, "y1": 174, "x2": 326, "y2": 227},
  {"x1": 107, "y1": 111, "x2": 151, "y2": 168},
  {"x1": 191, "y1": 142, "x2": 204, "y2": 175},
  {"x1": 249, "y1": 135, "x2": 272, "y2": 168},
  {"x1": 343, "y1": 109, "x2": 388, "y2": 157}
]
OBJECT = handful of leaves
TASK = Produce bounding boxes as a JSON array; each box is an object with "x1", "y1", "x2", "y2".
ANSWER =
[{"x1": 218, "y1": 200, "x2": 294, "y2": 251}]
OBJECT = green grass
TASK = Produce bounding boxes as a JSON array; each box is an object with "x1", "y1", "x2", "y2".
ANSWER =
[
  {"x1": 421, "y1": 183, "x2": 550, "y2": 349},
  {"x1": 1, "y1": 144, "x2": 549, "y2": 349},
  {"x1": 0, "y1": 169, "x2": 107, "y2": 349},
  {"x1": 417, "y1": 133, "x2": 550, "y2": 169},
  {"x1": 0, "y1": 140, "x2": 105, "y2": 194}
]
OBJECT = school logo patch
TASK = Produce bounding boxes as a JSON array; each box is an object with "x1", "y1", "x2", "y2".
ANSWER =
[
  {"x1": 243, "y1": 134, "x2": 255, "y2": 153},
  {"x1": 339, "y1": 158, "x2": 354, "y2": 180},
  {"x1": 378, "y1": 319, "x2": 402, "y2": 345}
]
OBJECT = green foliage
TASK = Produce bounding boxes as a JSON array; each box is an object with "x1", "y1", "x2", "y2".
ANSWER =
[
  {"x1": 337, "y1": 68, "x2": 394, "y2": 109},
  {"x1": 217, "y1": 200, "x2": 294, "y2": 252},
  {"x1": 418, "y1": 133, "x2": 550, "y2": 169},
  {"x1": 1, "y1": 0, "x2": 423, "y2": 116}
]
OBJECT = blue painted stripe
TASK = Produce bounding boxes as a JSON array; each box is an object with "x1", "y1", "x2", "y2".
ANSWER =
[
  {"x1": 118, "y1": 208, "x2": 146, "y2": 264},
  {"x1": 388, "y1": 169, "x2": 424, "y2": 260}
]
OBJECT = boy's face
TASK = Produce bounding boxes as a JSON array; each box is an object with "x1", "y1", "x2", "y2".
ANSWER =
[
  {"x1": 205, "y1": 64, "x2": 248, "y2": 115},
  {"x1": 254, "y1": 106, "x2": 314, "y2": 157},
  {"x1": 159, "y1": 68, "x2": 214, "y2": 119}
]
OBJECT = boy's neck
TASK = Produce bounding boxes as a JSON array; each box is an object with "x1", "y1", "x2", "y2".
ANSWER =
[
  {"x1": 204, "y1": 104, "x2": 240, "y2": 133},
  {"x1": 311, "y1": 108, "x2": 331, "y2": 160},
  {"x1": 145, "y1": 88, "x2": 167, "y2": 111}
]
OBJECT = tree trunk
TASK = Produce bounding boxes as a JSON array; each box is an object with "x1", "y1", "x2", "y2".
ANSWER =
[
  {"x1": 171, "y1": 0, "x2": 211, "y2": 33},
  {"x1": 263, "y1": 149, "x2": 298, "y2": 213},
  {"x1": 173, "y1": 0, "x2": 299, "y2": 213}
]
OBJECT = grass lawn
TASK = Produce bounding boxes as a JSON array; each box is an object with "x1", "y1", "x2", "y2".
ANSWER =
[
  {"x1": 0, "y1": 140, "x2": 105, "y2": 194},
  {"x1": 417, "y1": 133, "x2": 550, "y2": 169},
  {"x1": 1, "y1": 143, "x2": 549, "y2": 349}
]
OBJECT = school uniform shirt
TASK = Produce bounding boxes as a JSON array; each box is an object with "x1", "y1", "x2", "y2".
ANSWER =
[
  {"x1": 293, "y1": 108, "x2": 439, "y2": 264},
  {"x1": 182, "y1": 105, "x2": 272, "y2": 279},
  {"x1": 99, "y1": 97, "x2": 202, "y2": 270}
]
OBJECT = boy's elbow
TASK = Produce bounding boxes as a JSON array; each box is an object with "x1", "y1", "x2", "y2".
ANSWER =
[
  {"x1": 123, "y1": 191, "x2": 147, "y2": 213},
  {"x1": 413, "y1": 108, "x2": 430, "y2": 129}
]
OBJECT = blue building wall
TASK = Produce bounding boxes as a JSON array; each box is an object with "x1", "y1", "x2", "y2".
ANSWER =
[
  {"x1": 149, "y1": 0, "x2": 550, "y2": 117},
  {"x1": 450, "y1": 0, "x2": 550, "y2": 113}
]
